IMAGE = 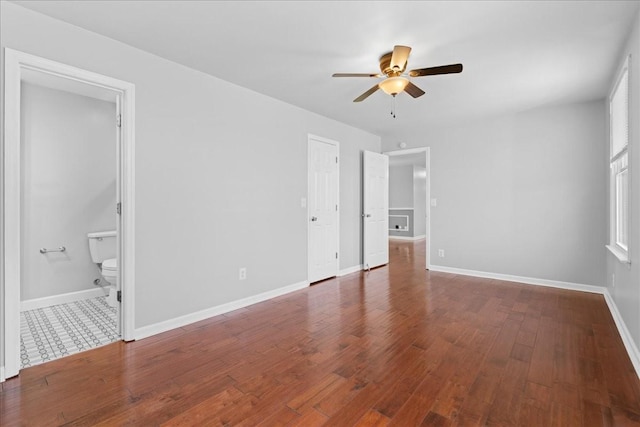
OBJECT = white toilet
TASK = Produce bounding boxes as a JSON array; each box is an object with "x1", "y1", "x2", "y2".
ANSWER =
[{"x1": 87, "y1": 230, "x2": 118, "y2": 307}]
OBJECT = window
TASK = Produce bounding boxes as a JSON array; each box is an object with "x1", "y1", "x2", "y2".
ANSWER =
[
  {"x1": 607, "y1": 57, "x2": 630, "y2": 263},
  {"x1": 614, "y1": 155, "x2": 628, "y2": 250}
]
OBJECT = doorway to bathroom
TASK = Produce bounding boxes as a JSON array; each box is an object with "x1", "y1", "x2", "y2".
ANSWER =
[{"x1": 2, "y1": 49, "x2": 135, "y2": 380}]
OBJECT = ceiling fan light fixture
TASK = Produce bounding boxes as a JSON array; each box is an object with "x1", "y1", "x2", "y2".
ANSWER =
[{"x1": 379, "y1": 76, "x2": 409, "y2": 96}]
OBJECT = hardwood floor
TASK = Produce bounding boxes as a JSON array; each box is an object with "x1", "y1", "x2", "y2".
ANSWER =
[{"x1": 2, "y1": 239, "x2": 640, "y2": 426}]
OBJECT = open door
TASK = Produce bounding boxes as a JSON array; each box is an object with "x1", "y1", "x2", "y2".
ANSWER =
[
  {"x1": 115, "y1": 95, "x2": 123, "y2": 335},
  {"x1": 363, "y1": 151, "x2": 389, "y2": 270}
]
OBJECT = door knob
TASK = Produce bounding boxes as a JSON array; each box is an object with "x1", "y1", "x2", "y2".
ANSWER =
[{"x1": 311, "y1": 216, "x2": 318, "y2": 221}]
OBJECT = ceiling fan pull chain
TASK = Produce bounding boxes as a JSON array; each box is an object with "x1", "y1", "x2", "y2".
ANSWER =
[
  {"x1": 390, "y1": 95, "x2": 393, "y2": 118},
  {"x1": 391, "y1": 94, "x2": 397, "y2": 118}
]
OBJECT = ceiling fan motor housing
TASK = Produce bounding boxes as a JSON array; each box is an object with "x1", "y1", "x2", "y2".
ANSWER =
[{"x1": 379, "y1": 52, "x2": 405, "y2": 76}]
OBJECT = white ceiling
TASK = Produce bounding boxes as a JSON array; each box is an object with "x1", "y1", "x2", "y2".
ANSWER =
[{"x1": 13, "y1": 0, "x2": 639, "y2": 142}]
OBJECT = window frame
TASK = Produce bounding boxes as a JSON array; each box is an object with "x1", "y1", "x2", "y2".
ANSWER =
[{"x1": 607, "y1": 56, "x2": 631, "y2": 264}]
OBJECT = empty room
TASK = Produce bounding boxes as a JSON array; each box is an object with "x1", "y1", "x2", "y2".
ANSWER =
[{"x1": 1, "y1": 1, "x2": 640, "y2": 425}]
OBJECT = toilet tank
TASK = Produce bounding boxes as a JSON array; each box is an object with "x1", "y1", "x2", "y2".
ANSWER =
[{"x1": 87, "y1": 230, "x2": 117, "y2": 263}]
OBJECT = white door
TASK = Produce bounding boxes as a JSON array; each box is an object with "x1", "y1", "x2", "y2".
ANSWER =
[
  {"x1": 363, "y1": 151, "x2": 389, "y2": 269},
  {"x1": 115, "y1": 95, "x2": 123, "y2": 335},
  {"x1": 308, "y1": 136, "x2": 339, "y2": 283}
]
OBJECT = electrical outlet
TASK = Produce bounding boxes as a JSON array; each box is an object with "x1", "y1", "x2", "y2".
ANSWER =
[
  {"x1": 438, "y1": 249, "x2": 445, "y2": 258},
  {"x1": 239, "y1": 267, "x2": 247, "y2": 280}
]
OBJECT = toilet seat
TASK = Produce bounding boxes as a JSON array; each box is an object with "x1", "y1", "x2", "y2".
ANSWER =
[
  {"x1": 102, "y1": 258, "x2": 117, "y2": 283},
  {"x1": 102, "y1": 258, "x2": 117, "y2": 272}
]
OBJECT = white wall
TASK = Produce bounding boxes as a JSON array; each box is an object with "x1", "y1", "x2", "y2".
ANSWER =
[
  {"x1": 382, "y1": 100, "x2": 607, "y2": 287},
  {"x1": 21, "y1": 83, "x2": 116, "y2": 300},
  {"x1": 607, "y1": 8, "x2": 640, "y2": 357},
  {"x1": 0, "y1": 2, "x2": 380, "y2": 340}
]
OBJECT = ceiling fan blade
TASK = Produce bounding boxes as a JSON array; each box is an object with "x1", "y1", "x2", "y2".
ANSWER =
[
  {"x1": 353, "y1": 84, "x2": 380, "y2": 102},
  {"x1": 390, "y1": 45, "x2": 411, "y2": 72},
  {"x1": 404, "y1": 81, "x2": 425, "y2": 98},
  {"x1": 332, "y1": 73, "x2": 381, "y2": 78},
  {"x1": 409, "y1": 63, "x2": 463, "y2": 77}
]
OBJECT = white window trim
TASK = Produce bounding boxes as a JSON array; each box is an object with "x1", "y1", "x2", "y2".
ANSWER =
[
  {"x1": 608, "y1": 55, "x2": 631, "y2": 265},
  {"x1": 607, "y1": 244, "x2": 629, "y2": 263}
]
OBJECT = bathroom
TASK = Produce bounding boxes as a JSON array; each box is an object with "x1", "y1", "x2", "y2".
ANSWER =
[{"x1": 19, "y1": 72, "x2": 120, "y2": 368}]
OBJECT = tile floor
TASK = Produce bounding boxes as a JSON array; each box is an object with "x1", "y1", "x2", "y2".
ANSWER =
[{"x1": 20, "y1": 296, "x2": 119, "y2": 369}]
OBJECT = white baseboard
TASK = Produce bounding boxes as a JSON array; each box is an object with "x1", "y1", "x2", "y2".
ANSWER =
[
  {"x1": 389, "y1": 235, "x2": 426, "y2": 241},
  {"x1": 339, "y1": 264, "x2": 362, "y2": 276},
  {"x1": 428, "y1": 264, "x2": 605, "y2": 294},
  {"x1": 603, "y1": 289, "x2": 640, "y2": 379},
  {"x1": 133, "y1": 280, "x2": 309, "y2": 340},
  {"x1": 21, "y1": 287, "x2": 107, "y2": 312},
  {"x1": 429, "y1": 264, "x2": 639, "y2": 378}
]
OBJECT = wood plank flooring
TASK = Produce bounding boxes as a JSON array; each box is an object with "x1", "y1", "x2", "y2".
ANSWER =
[{"x1": 2, "y1": 239, "x2": 640, "y2": 426}]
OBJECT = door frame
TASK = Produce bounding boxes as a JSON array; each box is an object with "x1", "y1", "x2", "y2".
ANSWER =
[
  {"x1": 383, "y1": 147, "x2": 431, "y2": 269},
  {"x1": 2, "y1": 48, "x2": 136, "y2": 380},
  {"x1": 307, "y1": 134, "x2": 340, "y2": 283}
]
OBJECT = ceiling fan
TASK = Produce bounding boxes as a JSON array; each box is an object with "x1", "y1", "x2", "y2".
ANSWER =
[{"x1": 332, "y1": 45, "x2": 463, "y2": 103}]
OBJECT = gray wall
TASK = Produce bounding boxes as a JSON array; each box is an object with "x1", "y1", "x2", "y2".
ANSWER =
[
  {"x1": 607, "y1": 9, "x2": 640, "y2": 359},
  {"x1": 382, "y1": 100, "x2": 607, "y2": 287},
  {"x1": 389, "y1": 165, "x2": 413, "y2": 208},
  {"x1": 21, "y1": 83, "x2": 116, "y2": 300},
  {"x1": 0, "y1": 2, "x2": 380, "y2": 339}
]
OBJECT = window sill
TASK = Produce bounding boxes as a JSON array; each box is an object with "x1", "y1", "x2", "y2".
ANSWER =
[{"x1": 606, "y1": 245, "x2": 630, "y2": 264}]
